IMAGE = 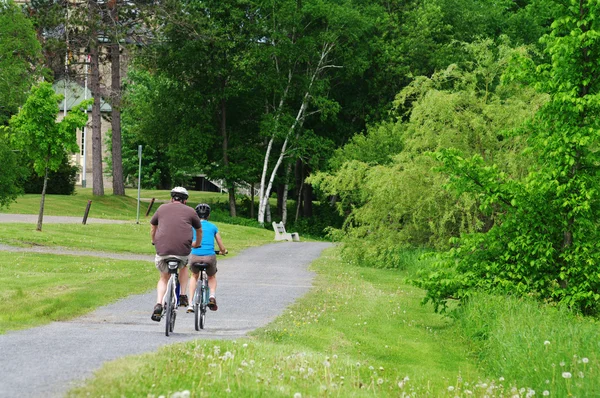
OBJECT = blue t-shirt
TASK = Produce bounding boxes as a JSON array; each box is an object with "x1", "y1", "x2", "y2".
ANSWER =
[{"x1": 191, "y1": 220, "x2": 219, "y2": 256}]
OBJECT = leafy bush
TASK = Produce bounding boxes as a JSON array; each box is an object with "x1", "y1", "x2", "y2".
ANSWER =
[
  {"x1": 22, "y1": 153, "x2": 78, "y2": 195},
  {"x1": 415, "y1": 3, "x2": 600, "y2": 315}
]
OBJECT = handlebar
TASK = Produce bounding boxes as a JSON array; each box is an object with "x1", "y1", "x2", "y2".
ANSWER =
[{"x1": 216, "y1": 250, "x2": 228, "y2": 255}]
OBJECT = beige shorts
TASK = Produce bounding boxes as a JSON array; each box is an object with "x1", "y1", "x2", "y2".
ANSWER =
[
  {"x1": 155, "y1": 254, "x2": 189, "y2": 273},
  {"x1": 188, "y1": 254, "x2": 217, "y2": 276}
]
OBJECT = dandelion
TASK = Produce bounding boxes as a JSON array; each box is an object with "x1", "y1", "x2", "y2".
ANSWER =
[
  {"x1": 543, "y1": 391, "x2": 550, "y2": 396},
  {"x1": 448, "y1": 386, "x2": 455, "y2": 392},
  {"x1": 544, "y1": 340, "x2": 551, "y2": 346},
  {"x1": 356, "y1": 362, "x2": 361, "y2": 367},
  {"x1": 562, "y1": 372, "x2": 572, "y2": 379},
  {"x1": 379, "y1": 366, "x2": 384, "y2": 371},
  {"x1": 243, "y1": 344, "x2": 248, "y2": 348},
  {"x1": 560, "y1": 361, "x2": 565, "y2": 367},
  {"x1": 578, "y1": 371, "x2": 584, "y2": 378},
  {"x1": 225, "y1": 388, "x2": 231, "y2": 394},
  {"x1": 323, "y1": 360, "x2": 331, "y2": 368},
  {"x1": 404, "y1": 376, "x2": 410, "y2": 382},
  {"x1": 377, "y1": 378, "x2": 384, "y2": 385},
  {"x1": 582, "y1": 357, "x2": 589, "y2": 364},
  {"x1": 398, "y1": 381, "x2": 405, "y2": 389},
  {"x1": 333, "y1": 355, "x2": 338, "y2": 359},
  {"x1": 369, "y1": 366, "x2": 374, "y2": 371},
  {"x1": 181, "y1": 391, "x2": 190, "y2": 398},
  {"x1": 499, "y1": 377, "x2": 505, "y2": 382}
]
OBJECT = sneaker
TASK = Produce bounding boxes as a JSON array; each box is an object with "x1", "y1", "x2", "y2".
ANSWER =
[
  {"x1": 186, "y1": 305, "x2": 194, "y2": 313},
  {"x1": 151, "y1": 303, "x2": 163, "y2": 322},
  {"x1": 179, "y1": 294, "x2": 189, "y2": 307},
  {"x1": 208, "y1": 297, "x2": 218, "y2": 311}
]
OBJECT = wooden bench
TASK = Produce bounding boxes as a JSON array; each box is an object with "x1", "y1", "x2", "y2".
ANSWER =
[{"x1": 272, "y1": 221, "x2": 300, "y2": 242}]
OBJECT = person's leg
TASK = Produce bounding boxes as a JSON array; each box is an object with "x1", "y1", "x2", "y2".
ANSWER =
[
  {"x1": 208, "y1": 275, "x2": 217, "y2": 297},
  {"x1": 152, "y1": 271, "x2": 170, "y2": 321},
  {"x1": 156, "y1": 272, "x2": 170, "y2": 304},
  {"x1": 188, "y1": 271, "x2": 199, "y2": 302},
  {"x1": 207, "y1": 275, "x2": 218, "y2": 311},
  {"x1": 179, "y1": 265, "x2": 189, "y2": 306}
]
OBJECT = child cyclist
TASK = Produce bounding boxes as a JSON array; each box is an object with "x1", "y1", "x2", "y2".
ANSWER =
[{"x1": 187, "y1": 203, "x2": 227, "y2": 312}]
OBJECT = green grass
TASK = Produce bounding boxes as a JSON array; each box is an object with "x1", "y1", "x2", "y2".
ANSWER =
[
  {"x1": 0, "y1": 252, "x2": 155, "y2": 333},
  {"x1": 0, "y1": 188, "x2": 233, "y2": 221},
  {"x1": 0, "y1": 222, "x2": 273, "y2": 254},
  {"x1": 68, "y1": 247, "x2": 484, "y2": 397},
  {"x1": 0, "y1": 222, "x2": 273, "y2": 334}
]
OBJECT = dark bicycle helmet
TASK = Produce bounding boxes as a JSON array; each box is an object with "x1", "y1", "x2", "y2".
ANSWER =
[
  {"x1": 170, "y1": 186, "x2": 189, "y2": 202},
  {"x1": 195, "y1": 203, "x2": 211, "y2": 219}
]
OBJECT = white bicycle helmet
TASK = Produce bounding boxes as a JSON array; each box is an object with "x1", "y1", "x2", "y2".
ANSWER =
[{"x1": 170, "y1": 186, "x2": 189, "y2": 201}]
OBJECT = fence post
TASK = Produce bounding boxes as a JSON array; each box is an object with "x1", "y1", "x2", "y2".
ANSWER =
[
  {"x1": 82, "y1": 200, "x2": 92, "y2": 225},
  {"x1": 145, "y1": 198, "x2": 156, "y2": 217}
]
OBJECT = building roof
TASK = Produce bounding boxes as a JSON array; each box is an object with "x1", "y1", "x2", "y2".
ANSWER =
[{"x1": 53, "y1": 79, "x2": 112, "y2": 112}]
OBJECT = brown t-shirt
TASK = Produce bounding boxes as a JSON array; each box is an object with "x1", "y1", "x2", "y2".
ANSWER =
[{"x1": 150, "y1": 202, "x2": 201, "y2": 256}]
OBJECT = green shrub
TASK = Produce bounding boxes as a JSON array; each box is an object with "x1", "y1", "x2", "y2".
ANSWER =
[{"x1": 22, "y1": 154, "x2": 78, "y2": 195}]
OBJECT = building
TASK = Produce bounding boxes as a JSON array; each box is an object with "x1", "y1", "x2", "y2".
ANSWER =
[{"x1": 53, "y1": 79, "x2": 113, "y2": 188}]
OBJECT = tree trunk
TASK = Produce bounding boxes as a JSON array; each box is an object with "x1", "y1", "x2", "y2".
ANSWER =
[
  {"x1": 303, "y1": 181, "x2": 313, "y2": 218},
  {"x1": 220, "y1": 94, "x2": 236, "y2": 217},
  {"x1": 281, "y1": 161, "x2": 292, "y2": 224},
  {"x1": 90, "y1": 5, "x2": 104, "y2": 196},
  {"x1": 250, "y1": 183, "x2": 255, "y2": 219},
  {"x1": 110, "y1": 36, "x2": 125, "y2": 195},
  {"x1": 37, "y1": 164, "x2": 49, "y2": 232}
]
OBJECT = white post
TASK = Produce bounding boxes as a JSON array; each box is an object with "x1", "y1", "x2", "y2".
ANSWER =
[
  {"x1": 136, "y1": 145, "x2": 142, "y2": 224},
  {"x1": 82, "y1": 55, "x2": 89, "y2": 188}
]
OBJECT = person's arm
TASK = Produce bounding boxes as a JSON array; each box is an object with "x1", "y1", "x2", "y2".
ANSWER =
[
  {"x1": 150, "y1": 224, "x2": 157, "y2": 245},
  {"x1": 215, "y1": 232, "x2": 226, "y2": 254},
  {"x1": 192, "y1": 227, "x2": 202, "y2": 248}
]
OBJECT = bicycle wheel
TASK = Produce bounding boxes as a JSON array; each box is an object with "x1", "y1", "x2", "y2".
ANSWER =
[
  {"x1": 199, "y1": 279, "x2": 208, "y2": 329},
  {"x1": 194, "y1": 280, "x2": 202, "y2": 331},
  {"x1": 165, "y1": 278, "x2": 175, "y2": 336}
]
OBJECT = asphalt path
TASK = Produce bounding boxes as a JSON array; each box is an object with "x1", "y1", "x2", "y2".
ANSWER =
[{"x1": 0, "y1": 216, "x2": 332, "y2": 397}]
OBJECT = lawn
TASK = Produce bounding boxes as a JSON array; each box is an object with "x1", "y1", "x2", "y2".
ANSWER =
[{"x1": 0, "y1": 188, "x2": 233, "y2": 221}]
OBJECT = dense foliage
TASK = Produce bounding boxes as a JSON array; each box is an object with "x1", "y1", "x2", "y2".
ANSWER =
[
  {"x1": 310, "y1": 39, "x2": 546, "y2": 266},
  {"x1": 23, "y1": 154, "x2": 78, "y2": 195},
  {"x1": 414, "y1": 0, "x2": 600, "y2": 315},
  {"x1": 0, "y1": 1, "x2": 43, "y2": 126}
]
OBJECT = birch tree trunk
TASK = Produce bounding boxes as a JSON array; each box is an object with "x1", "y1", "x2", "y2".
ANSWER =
[{"x1": 256, "y1": 42, "x2": 335, "y2": 224}]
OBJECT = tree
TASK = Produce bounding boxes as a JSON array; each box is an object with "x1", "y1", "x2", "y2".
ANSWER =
[
  {"x1": 0, "y1": 137, "x2": 25, "y2": 209},
  {"x1": 9, "y1": 82, "x2": 90, "y2": 231},
  {"x1": 415, "y1": 0, "x2": 600, "y2": 315},
  {"x1": 255, "y1": 0, "x2": 380, "y2": 225},
  {"x1": 310, "y1": 39, "x2": 545, "y2": 268},
  {"x1": 0, "y1": 0, "x2": 43, "y2": 125}
]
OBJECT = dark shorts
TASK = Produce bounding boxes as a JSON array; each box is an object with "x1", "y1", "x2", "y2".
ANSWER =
[{"x1": 188, "y1": 254, "x2": 217, "y2": 277}]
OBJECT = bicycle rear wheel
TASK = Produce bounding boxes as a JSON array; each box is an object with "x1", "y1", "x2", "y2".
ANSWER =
[
  {"x1": 199, "y1": 280, "x2": 207, "y2": 329},
  {"x1": 165, "y1": 278, "x2": 176, "y2": 336},
  {"x1": 194, "y1": 280, "x2": 202, "y2": 331}
]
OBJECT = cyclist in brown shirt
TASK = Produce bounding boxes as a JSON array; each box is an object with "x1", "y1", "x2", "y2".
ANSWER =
[{"x1": 150, "y1": 187, "x2": 202, "y2": 321}]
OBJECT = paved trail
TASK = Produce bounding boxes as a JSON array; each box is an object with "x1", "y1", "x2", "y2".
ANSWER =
[{"x1": 0, "y1": 215, "x2": 331, "y2": 397}]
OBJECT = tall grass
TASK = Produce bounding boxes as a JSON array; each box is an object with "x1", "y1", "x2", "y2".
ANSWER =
[{"x1": 452, "y1": 293, "x2": 600, "y2": 396}]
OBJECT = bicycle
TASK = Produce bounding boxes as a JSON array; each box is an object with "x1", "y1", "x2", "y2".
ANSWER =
[
  {"x1": 191, "y1": 250, "x2": 226, "y2": 330},
  {"x1": 162, "y1": 257, "x2": 184, "y2": 336}
]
